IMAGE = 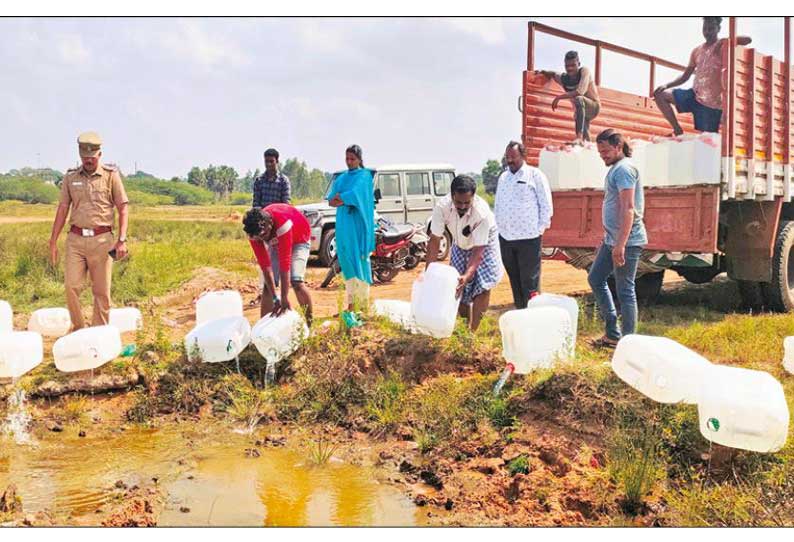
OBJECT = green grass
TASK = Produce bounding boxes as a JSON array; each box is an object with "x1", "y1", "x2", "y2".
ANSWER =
[{"x1": 0, "y1": 218, "x2": 254, "y2": 313}]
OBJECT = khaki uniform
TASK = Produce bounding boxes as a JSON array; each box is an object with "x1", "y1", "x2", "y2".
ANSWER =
[{"x1": 59, "y1": 162, "x2": 128, "y2": 329}]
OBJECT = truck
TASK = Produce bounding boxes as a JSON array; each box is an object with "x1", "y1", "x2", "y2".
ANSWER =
[
  {"x1": 522, "y1": 18, "x2": 794, "y2": 311},
  {"x1": 297, "y1": 163, "x2": 455, "y2": 266}
]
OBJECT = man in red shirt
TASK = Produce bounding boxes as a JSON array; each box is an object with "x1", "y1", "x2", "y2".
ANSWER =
[{"x1": 243, "y1": 205, "x2": 313, "y2": 323}]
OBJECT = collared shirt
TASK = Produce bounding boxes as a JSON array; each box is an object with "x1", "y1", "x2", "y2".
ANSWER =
[
  {"x1": 59, "y1": 162, "x2": 128, "y2": 228},
  {"x1": 430, "y1": 194, "x2": 495, "y2": 250},
  {"x1": 252, "y1": 171, "x2": 290, "y2": 208},
  {"x1": 494, "y1": 163, "x2": 553, "y2": 241}
]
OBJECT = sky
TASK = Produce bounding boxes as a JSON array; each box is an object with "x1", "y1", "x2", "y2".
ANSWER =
[{"x1": 0, "y1": 17, "x2": 788, "y2": 178}]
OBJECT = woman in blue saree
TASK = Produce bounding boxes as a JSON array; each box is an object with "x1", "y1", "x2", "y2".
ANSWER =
[{"x1": 328, "y1": 144, "x2": 376, "y2": 312}]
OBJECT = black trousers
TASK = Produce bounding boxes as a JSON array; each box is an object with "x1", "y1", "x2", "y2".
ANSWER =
[{"x1": 499, "y1": 235, "x2": 542, "y2": 309}]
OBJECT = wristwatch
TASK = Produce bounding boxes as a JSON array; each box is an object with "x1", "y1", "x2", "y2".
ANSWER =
[{"x1": 118, "y1": 236, "x2": 127, "y2": 243}]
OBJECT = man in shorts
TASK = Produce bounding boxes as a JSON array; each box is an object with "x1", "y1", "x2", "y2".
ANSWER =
[
  {"x1": 653, "y1": 17, "x2": 751, "y2": 135},
  {"x1": 243, "y1": 205, "x2": 313, "y2": 324}
]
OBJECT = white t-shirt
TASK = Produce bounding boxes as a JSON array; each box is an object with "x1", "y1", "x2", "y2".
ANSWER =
[{"x1": 430, "y1": 194, "x2": 495, "y2": 250}]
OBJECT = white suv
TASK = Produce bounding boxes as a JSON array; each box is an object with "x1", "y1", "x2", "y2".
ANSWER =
[{"x1": 298, "y1": 163, "x2": 455, "y2": 266}]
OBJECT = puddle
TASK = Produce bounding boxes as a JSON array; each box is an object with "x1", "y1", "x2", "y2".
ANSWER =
[{"x1": 0, "y1": 424, "x2": 424, "y2": 526}]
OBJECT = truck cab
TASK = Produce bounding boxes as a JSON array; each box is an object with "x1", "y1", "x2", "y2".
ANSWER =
[
  {"x1": 523, "y1": 18, "x2": 794, "y2": 311},
  {"x1": 297, "y1": 163, "x2": 455, "y2": 266}
]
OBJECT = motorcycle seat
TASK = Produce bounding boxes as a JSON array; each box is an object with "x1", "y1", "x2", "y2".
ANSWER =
[{"x1": 381, "y1": 223, "x2": 414, "y2": 244}]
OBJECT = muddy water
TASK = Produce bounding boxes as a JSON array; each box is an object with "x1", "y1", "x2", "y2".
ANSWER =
[{"x1": 0, "y1": 424, "x2": 423, "y2": 526}]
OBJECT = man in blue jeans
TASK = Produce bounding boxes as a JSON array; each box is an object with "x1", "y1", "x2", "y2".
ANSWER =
[{"x1": 588, "y1": 129, "x2": 648, "y2": 349}]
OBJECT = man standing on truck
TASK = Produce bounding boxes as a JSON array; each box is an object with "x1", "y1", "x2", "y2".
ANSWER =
[
  {"x1": 426, "y1": 175, "x2": 503, "y2": 331},
  {"x1": 494, "y1": 141, "x2": 553, "y2": 308},
  {"x1": 653, "y1": 17, "x2": 752, "y2": 135},
  {"x1": 243, "y1": 205, "x2": 313, "y2": 325},
  {"x1": 538, "y1": 51, "x2": 601, "y2": 143},
  {"x1": 251, "y1": 148, "x2": 291, "y2": 306},
  {"x1": 588, "y1": 129, "x2": 647, "y2": 349}
]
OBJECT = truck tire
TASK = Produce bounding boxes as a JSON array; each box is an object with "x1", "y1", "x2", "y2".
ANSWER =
[
  {"x1": 319, "y1": 228, "x2": 337, "y2": 267},
  {"x1": 761, "y1": 220, "x2": 794, "y2": 312},
  {"x1": 607, "y1": 271, "x2": 664, "y2": 307},
  {"x1": 737, "y1": 280, "x2": 767, "y2": 312},
  {"x1": 676, "y1": 266, "x2": 721, "y2": 285}
]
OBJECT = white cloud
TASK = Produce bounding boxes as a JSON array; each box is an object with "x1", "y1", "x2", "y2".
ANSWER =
[
  {"x1": 444, "y1": 18, "x2": 506, "y2": 45},
  {"x1": 158, "y1": 20, "x2": 252, "y2": 69},
  {"x1": 294, "y1": 19, "x2": 350, "y2": 53},
  {"x1": 56, "y1": 33, "x2": 91, "y2": 64}
]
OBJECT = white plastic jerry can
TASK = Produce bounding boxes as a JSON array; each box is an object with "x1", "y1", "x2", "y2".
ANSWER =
[
  {"x1": 373, "y1": 299, "x2": 416, "y2": 331},
  {"x1": 0, "y1": 331, "x2": 44, "y2": 379},
  {"x1": 667, "y1": 132, "x2": 721, "y2": 185},
  {"x1": 195, "y1": 290, "x2": 244, "y2": 327},
  {"x1": 526, "y1": 294, "x2": 579, "y2": 355},
  {"x1": 578, "y1": 142, "x2": 609, "y2": 189},
  {"x1": 782, "y1": 336, "x2": 794, "y2": 375},
  {"x1": 53, "y1": 325, "x2": 122, "y2": 372},
  {"x1": 251, "y1": 310, "x2": 309, "y2": 364},
  {"x1": 28, "y1": 307, "x2": 72, "y2": 337},
  {"x1": 185, "y1": 316, "x2": 251, "y2": 363},
  {"x1": 629, "y1": 139, "x2": 649, "y2": 186},
  {"x1": 697, "y1": 364, "x2": 790, "y2": 453},
  {"x1": 644, "y1": 137, "x2": 670, "y2": 187},
  {"x1": 109, "y1": 307, "x2": 143, "y2": 334},
  {"x1": 499, "y1": 306, "x2": 573, "y2": 374},
  {"x1": 0, "y1": 300, "x2": 12, "y2": 334},
  {"x1": 410, "y1": 263, "x2": 460, "y2": 338},
  {"x1": 611, "y1": 335, "x2": 712, "y2": 404}
]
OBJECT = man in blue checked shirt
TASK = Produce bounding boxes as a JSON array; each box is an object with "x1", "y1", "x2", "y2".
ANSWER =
[
  {"x1": 494, "y1": 141, "x2": 553, "y2": 309},
  {"x1": 251, "y1": 148, "x2": 291, "y2": 304}
]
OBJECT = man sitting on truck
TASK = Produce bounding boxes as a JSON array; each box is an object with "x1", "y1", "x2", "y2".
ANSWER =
[
  {"x1": 653, "y1": 17, "x2": 752, "y2": 135},
  {"x1": 538, "y1": 51, "x2": 601, "y2": 144},
  {"x1": 588, "y1": 129, "x2": 647, "y2": 349},
  {"x1": 243, "y1": 205, "x2": 313, "y2": 325}
]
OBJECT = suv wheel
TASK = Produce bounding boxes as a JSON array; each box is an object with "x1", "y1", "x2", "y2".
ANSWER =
[{"x1": 319, "y1": 228, "x2": 337, "y2": 267}]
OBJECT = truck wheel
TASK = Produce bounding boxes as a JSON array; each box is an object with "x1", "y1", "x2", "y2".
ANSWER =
[
  {"x1": 737, "y1": 280, "x2": 767, "y2": 312},
  {"x1": 607, "y1": 271, "x2": 664, "y2": 307},
  {"x1": 761, "y1": 220, "x2": 794, "y2": 312},
  {"x1": 676, "y1": 266, "x2": 721, "y2": 285},
  {"x1": 319, "y1": 228, "x2": 337, "y2": 267}
]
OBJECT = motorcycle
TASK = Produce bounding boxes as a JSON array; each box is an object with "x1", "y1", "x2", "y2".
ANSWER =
[
  {"x1": 404, "y1": 225, "x2": 429, "y2": 270},
  {"x1": 320, "y1": 217, "x2": 417, "y2": 288}
]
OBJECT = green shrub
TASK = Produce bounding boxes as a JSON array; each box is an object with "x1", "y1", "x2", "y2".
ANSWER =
[
  {"x1": 0, "y1": 177, "x2": 60, "y2": 204},
  {"x1": 125, "y1": 178, "x2": 214, "y2": 205},
  {"x1": 230, "y1": 192, "x2": 251, "y2": 205}
]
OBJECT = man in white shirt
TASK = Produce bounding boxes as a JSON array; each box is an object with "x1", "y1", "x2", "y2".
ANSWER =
[
  {"x1": 494, "y1": 141, "x2": 554, "y2": 309},
  {"x1": 426, "y1": 175, "x2": 503, "y2": 331}
]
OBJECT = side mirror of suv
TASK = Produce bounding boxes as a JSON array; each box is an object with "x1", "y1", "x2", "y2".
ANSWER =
[{"x1": 374, "y1": 188, "x2": 382, "y2": 204}]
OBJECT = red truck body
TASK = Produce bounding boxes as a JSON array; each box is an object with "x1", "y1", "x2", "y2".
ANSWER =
[{"x1": 521, "y1": 19, "x2": 794, "y2": 310}]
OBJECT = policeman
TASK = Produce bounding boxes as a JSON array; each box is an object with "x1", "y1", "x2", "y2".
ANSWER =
[{"x1": 48, "y1": 132, "x2": 129, "y2": 330}]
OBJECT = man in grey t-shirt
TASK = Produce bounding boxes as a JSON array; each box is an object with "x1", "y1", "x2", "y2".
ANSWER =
[{"x1": 588, "y1": 129, "x2": 647, "y2": 349}]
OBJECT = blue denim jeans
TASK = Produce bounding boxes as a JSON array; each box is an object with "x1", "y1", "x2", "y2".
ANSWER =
[{"x1": 587, "y1": 243, "x2": 643, "y2": 341}]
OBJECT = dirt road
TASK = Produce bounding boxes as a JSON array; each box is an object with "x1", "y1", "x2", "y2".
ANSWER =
[{"x1": 156, "y1": 261, "x2": 683, "y2": 338}]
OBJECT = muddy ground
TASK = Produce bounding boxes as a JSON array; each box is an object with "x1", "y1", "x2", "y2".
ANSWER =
[{"x1": 2, "y1": 262, "x2": 691, "y2": 527}]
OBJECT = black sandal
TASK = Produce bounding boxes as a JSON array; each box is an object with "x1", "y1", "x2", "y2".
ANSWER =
[{"x1": 589, "y1": 336, "x2": 618, "y2": 349}]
